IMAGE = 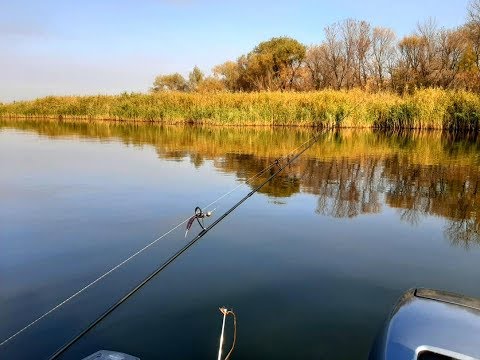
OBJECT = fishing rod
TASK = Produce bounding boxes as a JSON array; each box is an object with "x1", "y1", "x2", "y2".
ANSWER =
[
  {"x1": 0, "y1": 127, "x2": 318, "y2": 351},
  {"x1": 48, "y1": 132, "x2": 322, "y2": 360},
  {"x1": 47, "y1": 98, "x2": 365, "y2": 358}
]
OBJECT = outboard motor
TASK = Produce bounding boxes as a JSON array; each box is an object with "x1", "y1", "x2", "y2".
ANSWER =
[
  {"x1": 82, "y1": 350, "x2": 139, "y2": 360},
  {"x1": 369, "y1": 288, "x2": 480, "y2": 360}
]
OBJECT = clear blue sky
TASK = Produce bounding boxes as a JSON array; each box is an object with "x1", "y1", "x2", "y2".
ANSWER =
[{"x1": 0, "y1": 0, "x2": 470, "y2": 102}]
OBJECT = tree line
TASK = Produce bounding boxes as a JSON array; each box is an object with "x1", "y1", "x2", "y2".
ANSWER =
[{"x1": 153, "y1": 1, "x2": 480, "y2": 94}]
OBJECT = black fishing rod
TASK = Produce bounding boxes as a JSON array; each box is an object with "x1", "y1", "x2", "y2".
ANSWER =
[{"x1": 48, "y1": 131, "x2": 322, "y2": 360}]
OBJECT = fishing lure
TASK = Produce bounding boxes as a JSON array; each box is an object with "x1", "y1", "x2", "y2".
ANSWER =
[{"x1": 185, "y1": 206, "x2": 213, "y2": 238}]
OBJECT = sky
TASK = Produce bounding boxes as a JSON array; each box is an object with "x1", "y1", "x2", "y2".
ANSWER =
[{"x1": 0, "y1": 0, "x2": 471, "y2": 102}]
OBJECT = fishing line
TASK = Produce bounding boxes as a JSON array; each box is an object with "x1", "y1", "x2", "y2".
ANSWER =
[
  {"x1": 2, "y1": 96, "x2": 362, "y2": 355},
  {"x1": 47, "y1": 132, "x2": 322, "y2": 360},
  {"x1": 0, "y1": 131, "x2": 318, "y2": 350}
]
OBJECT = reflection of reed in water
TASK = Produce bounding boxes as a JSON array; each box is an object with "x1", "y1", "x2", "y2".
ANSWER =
[{"x1": 1, "y1": 119, "x2": 478, "y2": 247}]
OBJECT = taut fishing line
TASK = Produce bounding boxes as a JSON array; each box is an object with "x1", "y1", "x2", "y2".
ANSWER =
[{"x1": 0, "y1": 129, "x2": 321, "y2": 350}]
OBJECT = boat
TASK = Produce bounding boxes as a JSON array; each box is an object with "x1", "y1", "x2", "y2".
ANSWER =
[{"x1": 369, "y1": 288, "x2": 480, "y2": 360}]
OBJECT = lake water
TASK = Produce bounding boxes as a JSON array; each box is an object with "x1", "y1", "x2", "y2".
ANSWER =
[{"x1": 1, "y1": 119, "x2": 479, "y2": 360}]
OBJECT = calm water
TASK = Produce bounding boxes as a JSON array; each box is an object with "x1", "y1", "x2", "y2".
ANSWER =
[{"x1": 1, "y1": 120, "x2": 479, "y2": 360}]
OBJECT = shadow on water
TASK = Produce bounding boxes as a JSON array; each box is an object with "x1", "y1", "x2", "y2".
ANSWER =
[{"x1": 2, "y1": 119, "x2": 478, "y2": 248}]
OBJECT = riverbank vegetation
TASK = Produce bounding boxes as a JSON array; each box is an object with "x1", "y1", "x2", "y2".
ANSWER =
[
  {"x1": 1, "y1": 89, "x2": 479, "y2": 130},
  {"x1": 2, "y1": 1, "x2": 480, "y2": 130}
]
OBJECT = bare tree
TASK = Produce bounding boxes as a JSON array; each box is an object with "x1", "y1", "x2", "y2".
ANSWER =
[
  {"x1": 396, "y1": 35, "x2": 426, "y2": 90},
  {"x1": 467, "y1": 0, "x2": 480, "y2": 69},
  {"x1": 371, "y1": 27, "x2": 396, "y2": 89},
  {"x1": 305, "y1": 45, "x2": 330, "y2": 90},
  {"x1": 469, "y1": 0, "x2": 480, "y2": 22},
  {"x1": 354, "y1": 21, "x2": 372, "y2": 89},
  {"x1": 340, "y1": 19, "x2": 358, "y2": 89},
  {"x1": 416, "y1": 18, "x2": 441, "y2": 85},
  {"x1": 437, "y1": 28, "x2": 466, "y2": 87},
  {"x1": 324, "y1": 23, "x2": 348, "y2": 90}
]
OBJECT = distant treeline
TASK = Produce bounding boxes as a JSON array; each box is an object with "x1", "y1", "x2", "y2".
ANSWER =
[{"x1": 153, "y1": 0, "x2": 480, "y2": 94}]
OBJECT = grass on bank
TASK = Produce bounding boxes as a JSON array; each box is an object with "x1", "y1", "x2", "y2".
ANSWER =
[{"x1": 1, "y1": 89, "x2": 479, "y2": 130}]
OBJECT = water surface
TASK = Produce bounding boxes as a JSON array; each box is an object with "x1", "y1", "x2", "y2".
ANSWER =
[{"x1": 1, "y1": 120, "x2": 479, "y2": 359}]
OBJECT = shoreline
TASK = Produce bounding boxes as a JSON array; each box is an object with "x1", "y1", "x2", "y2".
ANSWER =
[
  {"x1": 1, "y1": 115, "x2": 479, "y2": 132},
  {"x1": 0, "y1": 114, "x2": 376, "y2": 129}
]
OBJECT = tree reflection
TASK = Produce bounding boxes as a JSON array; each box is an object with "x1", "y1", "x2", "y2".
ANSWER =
[
  {"x1": 1, "y1": 119, "x2": 478, "y2": 247},
  {"x1": 310, "y1": 158, "x2": 383, "y2": 218},
  {"x1": 442, "y1": 179, "x2": 480, "y2": 247}
]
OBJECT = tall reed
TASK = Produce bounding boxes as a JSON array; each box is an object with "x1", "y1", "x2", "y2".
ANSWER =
[{"x1": 1, "y1": 89, "x2": 479, "y2": 130}]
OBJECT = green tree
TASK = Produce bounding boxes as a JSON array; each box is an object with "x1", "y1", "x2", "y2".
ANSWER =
[
  {"x1": 244, "y1": 37, "x2": 307, "y2": 91},
  {"x1": 152, "y1": 73, "x2": 188, "y2": 92},
  {"x1": 197, "y1": 77, "x2": 226, "y2": 92},
  {"x1": 213, "y1": 61, "x2": 241, "y2": 91},
  {"x1": 188, "y1": 66, "x2": 204, "y2": 91}
]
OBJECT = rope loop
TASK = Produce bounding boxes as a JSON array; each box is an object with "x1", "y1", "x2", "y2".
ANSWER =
[{"x1": 218, "y1": 308, "x2": 237, "y2": 360}]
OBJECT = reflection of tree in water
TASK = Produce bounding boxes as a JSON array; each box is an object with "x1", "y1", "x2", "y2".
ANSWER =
[
  {"x1": 124, "y1": 127, "x2": 480, "y2": 247},
  {"x1": 383, "y1": 156, "x2": 449, "y2": 226},
  {"x1": 383, "y1": 155, "x2": 479, "y2": 247},
  {"x1": 306, "y1": 158, "x2": 383, "y2": 218},
  {"x1": 217, "y1": 152, "x2": 480, "y2": 247},
  {"x1": 445, "y1": 219, "x2": 479, "y2": 249},
  {"x1": 218, "y1": 154, "x2": 302, "y2": 198},
  {"x1": 443, "y1": 182, "x2": 480, "y2": 249},
  {"x1": 2, "y1": 119, "x2": 479, "y2": 248}
]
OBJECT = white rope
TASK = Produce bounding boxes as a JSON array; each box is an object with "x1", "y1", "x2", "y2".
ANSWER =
[
  {"x1": 217, "y1": 308, "x2": 237, "y2": 360},
  {"x1": 0, "y1": 134, "x2": 317, "y2": 348},
  {"x1": 217, "y1": 308, "x2": 228, "y2": 360}
]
